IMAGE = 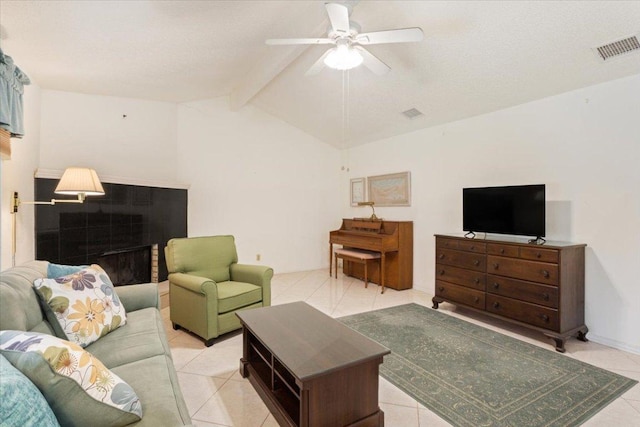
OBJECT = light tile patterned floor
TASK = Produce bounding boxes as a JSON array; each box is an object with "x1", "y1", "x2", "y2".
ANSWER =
[{"x1": 162, "y1": 270, "x2": 640, "y2": 426}]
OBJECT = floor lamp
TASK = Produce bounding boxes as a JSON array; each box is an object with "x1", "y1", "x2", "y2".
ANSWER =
[{"x1": 10, "y1": 167, "x2": 105, "y2": 266}]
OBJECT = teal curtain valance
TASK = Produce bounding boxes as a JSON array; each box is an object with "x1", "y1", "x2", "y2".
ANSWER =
[{"x1": 0, "y1": 48, "x2": 31, "y2": 138}]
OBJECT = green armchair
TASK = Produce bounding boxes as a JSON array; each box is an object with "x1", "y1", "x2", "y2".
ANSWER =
[{"x1": 165, "y1": 235, "x2": 273, "y2": 347}]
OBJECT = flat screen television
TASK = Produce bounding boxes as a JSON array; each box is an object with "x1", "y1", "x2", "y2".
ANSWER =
[{"x1": 463, "y1": 184, "x2": 545, "y2": 238}]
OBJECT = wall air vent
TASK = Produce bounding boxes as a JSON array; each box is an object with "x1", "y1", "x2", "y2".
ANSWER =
[
  {"x1": 593, "y1": 34, "x2": 640, "y2": 62},
  {"x1": 402, "y1": 108, "x2": 424, "y2": 119}
]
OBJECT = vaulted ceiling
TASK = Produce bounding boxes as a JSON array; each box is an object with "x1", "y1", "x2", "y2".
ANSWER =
[{"x1": 1, "y1": 1, "x2": 639, "y2": 147}]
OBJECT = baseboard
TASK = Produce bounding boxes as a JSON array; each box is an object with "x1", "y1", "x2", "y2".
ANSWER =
[{"x1": 588, "y1": 334, "x2": 640, "y2": 356}]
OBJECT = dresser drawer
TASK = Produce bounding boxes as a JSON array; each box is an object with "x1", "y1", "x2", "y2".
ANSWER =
[
  {"x1": 486, "y1": 294, "x2": 559, "y2": 331},
  {"x1": 457, "y1": 240, "x2": 486, "y2": 253},
  {"x1": 436, "y1": 281, "x2": 485, "y2": 309},
  {"x1": 436, "y1": 248, "x2": 486, "y2": 272},
  {"x1": 520, "y1": 247, "x2": 559, "y2": 263},
  {"x1": 436, "y1": 237, "x2": 459, "y2": 250},
  {"x1": 487, "y1": 255, "x2": 558, "y2": 285},
  {"x1": 487, "y1": 243, "x2": 519, "y2": 257},
  {"x1": 487, "y1": 275, "x2": 558, "y2": 308},
  {"x1": 436, "y1": 264, "x2": 485, "y2": 291}
]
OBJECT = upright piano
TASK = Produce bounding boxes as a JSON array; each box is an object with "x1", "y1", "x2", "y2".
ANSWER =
[{"x1": 329, "y1": 218, "x2": 413, "y2": 290}]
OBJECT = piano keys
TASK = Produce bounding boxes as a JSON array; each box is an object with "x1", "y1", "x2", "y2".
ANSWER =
[{"x1": 329, "y1": 218, "x2": 413, "y2": 290}]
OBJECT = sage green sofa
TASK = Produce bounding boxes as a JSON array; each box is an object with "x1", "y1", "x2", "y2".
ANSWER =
[
  {"x1": 165, "y1": 235, "x2": 273, "y2": 347},
  {"x1": 0, "y1": 261, "x2": 192, "y2": 426}
]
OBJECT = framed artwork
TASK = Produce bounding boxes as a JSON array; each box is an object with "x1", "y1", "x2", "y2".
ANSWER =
[
  {"x1": 367, "y1": 172, "x2": 411, "y2": 207},
  {"x1": 350, "y1": 178, "x2": 366, "y2": 206}
]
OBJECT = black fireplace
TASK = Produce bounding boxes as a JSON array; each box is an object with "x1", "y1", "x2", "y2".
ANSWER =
[{"x1": 35, "y1": 178, "x2": 187, "y2": 282}]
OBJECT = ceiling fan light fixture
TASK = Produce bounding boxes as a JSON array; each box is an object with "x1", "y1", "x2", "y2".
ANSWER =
[{"x1": 324, "y1": 44, "x2": 363, "y2": 70}]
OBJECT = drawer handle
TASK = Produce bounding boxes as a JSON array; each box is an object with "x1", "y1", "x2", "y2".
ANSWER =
[
  {"x1": 492, "y1": 282, "x2": 499, "y2": 289},
  {"x1": 542, "y1": 293, "x2": 549, "y2": 301},
  {"x1": 540, "y1": 314, "x2": 550, "y2": 323},
  {"x1": 470, "y1": 245, "x2": 475, "y2": 250},
  {"x1": 542, "y1": 270, "x2": 550, "y2": 278},
  {"x1": 474, "y1": 278, "x2": 480, "y2": 284},
  {"x1": 493, "y1": 302, "x2": 500, "y2": 309},
  {"x1": 474, "y1": 297, "x2": 480, "y2": 304},
  {"x1": 439, "y1": 269, "x2": 445, "y2": 275},
  {"x1": 536, "y1": 252, "x2": 542, "y2": 258},
  {"x1": 500, "y1": 248, "x2": 505, "y2": 254},
  {"x1": 438, "y1": 254, "x2": 445, "y2": 260},
  {"x1": 493, "y1": 263, "x2": 499, "y2": 270},
  {"x1": 473, "y1": 260, "x2": 480, "y2": 266},
  {"x1": 438, "y1": 286, "x2": 445, "y2": 292}
]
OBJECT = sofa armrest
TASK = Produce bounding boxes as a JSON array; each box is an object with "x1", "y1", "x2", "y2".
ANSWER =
[
  {"x1": 168, "y1": 273, "x2": 218, "y2": 296},
  {"x1": 230, "y1": 264, "x2": 273, "y2": 306},
  {"x1": 115, "y1": 283, "x2": 159, "y2": 312}
]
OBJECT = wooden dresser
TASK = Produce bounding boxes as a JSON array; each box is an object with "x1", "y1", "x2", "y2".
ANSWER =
[{"x1": 432, "y1": 234, "x2": 588, "y2": 352}]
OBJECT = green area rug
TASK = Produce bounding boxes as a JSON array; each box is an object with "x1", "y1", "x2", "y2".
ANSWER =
[{"x1": 339, "y1": 303, "x2": 637, "y2": 427}]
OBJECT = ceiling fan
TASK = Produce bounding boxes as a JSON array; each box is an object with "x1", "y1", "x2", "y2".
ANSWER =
[{"x1": 265, "y1": 2, "x2": 424, "y2": 75}]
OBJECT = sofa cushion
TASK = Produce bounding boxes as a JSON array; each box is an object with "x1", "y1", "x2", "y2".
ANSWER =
[
  {"x1": 0, "y1": 260, "x2": 52, "y2": 333},
  {"x1": 0, "y1": 330, "x2": 142, "y2": 427},
  {"x1": 0, "y1": 353, "x2": 60, "y2": 427},
  {"x1": 217, "y1": 281, "x2": 262, "y2": 314},
  {"x1": 33, "y1": 265, "x2": 127, "y2": 347},
  {"x1": 110, "y1": 354, "x2": 191, "y2": 426},
  {"x1": 86, "y1": 308, "x2": 170, "y2": 369}
]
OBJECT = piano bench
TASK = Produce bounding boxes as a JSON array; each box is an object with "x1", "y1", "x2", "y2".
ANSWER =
[{"x1": 334, "y1": 248, "x2": 384, "y2": 293}]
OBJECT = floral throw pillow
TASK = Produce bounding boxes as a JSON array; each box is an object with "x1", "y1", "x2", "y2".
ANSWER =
[
  {"x1": 33, "y1": 265, "x2": 127, "y2": 347},
  {"x1": 0, "y1": 330, "x2": 142, "y2": 427}
]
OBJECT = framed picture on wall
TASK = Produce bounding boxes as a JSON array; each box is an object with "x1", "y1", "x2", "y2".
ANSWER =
[
  {"x1": 367, "y1": 172, "x2": 411, "y2": 207},
  {"x1": 350, "y1": 178, "x2": 366, "y2": 206}
]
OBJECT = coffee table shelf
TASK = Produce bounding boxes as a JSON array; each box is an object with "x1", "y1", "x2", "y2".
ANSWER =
[{"x1": 238, "y1": 302, "x2": 390, "y2": 427}]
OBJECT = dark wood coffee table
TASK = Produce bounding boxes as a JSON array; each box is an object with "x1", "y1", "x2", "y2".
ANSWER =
[{"x1": 237, "y1": 302, "x2": 390, "y2": 427}]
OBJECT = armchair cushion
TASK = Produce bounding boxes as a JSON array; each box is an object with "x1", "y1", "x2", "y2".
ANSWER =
[
  {"x1": 166, "y1": 235, "x2": 237, "y2": 283},
  {"x1": 217, "y1": 282, "x2": 262, "y2": 314}
]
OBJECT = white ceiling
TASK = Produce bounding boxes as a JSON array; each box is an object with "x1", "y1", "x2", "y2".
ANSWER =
[{"x1": 1, "y1": 1, "x2": 639, "y2": 148}]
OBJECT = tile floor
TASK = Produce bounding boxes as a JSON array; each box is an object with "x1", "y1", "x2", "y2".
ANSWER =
[{"x1": 162, "y1": 269, "x2": 640, "y2": 426}]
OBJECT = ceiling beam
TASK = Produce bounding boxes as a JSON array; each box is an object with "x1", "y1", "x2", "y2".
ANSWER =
[
  {"x1": 229, "y1": 43, "x2": 312, "y2": 111},
  {"x1": 230, "y1": 0, "x2": 361, "y2": 111}
]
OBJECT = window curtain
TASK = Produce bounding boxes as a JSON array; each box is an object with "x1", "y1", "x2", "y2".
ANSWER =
[{"x1": 0, "y1": 48, "x2": 30, "y2": 138}]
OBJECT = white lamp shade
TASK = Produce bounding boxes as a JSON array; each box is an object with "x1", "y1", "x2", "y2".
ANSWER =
[
  {"x1": 324, "y1": 44, "x2": 363, "y2": 70},
  {"x1": 54, "y1": 167, "x2": 105, "y2": 196}
]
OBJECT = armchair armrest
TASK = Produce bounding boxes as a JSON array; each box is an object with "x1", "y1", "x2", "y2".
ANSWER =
[
  {"x1": 115, "y1": 283, "x2": 160, "y2": 312},
  {"x1": 168, "y1": 273, "x2": 218, "y2": 298},
  {"x1": 230, "y1": 264, "x2": 273, "y2": 306}
]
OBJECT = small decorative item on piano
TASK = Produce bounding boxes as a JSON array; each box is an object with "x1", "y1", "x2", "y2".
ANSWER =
[{"x1": 357, "y1": 201, "x2": 379, "y2": 220}]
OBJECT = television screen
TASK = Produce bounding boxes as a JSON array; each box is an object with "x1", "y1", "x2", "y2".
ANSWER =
[{"x1": 463, "y1": 184, "x2": 545, "y2": 237}]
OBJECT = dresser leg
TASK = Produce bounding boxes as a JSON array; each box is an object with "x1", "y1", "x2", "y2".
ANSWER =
[
  {"x1": 577, "y1": 327, "x2": 589, "y2": 342},
  {"x1": 552, "y1": 337, "x2": 566, "y2": 353},
  {"x1": 432, "y1": 297, "x2": 442, "y2": 309}
]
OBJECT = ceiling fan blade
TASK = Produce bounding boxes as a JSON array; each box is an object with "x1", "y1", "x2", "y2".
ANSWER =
[
  {"x1": 354, "y1": 46, "x2": 390, "y2": 75},
  {"x1": 305, "y1": 49, "x2": 332, "y2": 76},
  {"x1": 355, "y1": 27, "x2": 424, "y2": 45},
  {"x1": 266, "y1": 38, "x2": 334, "y2": 45},
  {"x1": 325, "y1": 3, "x2": 350, "y2": 34}
]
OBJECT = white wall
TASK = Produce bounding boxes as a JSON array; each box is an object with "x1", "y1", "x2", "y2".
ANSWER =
[
  {"x1": 177, "y1": 97, "x2": 341, "y2": 273},
  {"x1": 1, "y1": 89, "x2": 179, "y2": 269},
  {"x1": 1, "y1": 84, "x2": 42, "y2": 269},
  {"x1": 344, "y1": 74, "x2": 640, "y2": 353},
  {"x1": 39, "y1": 90, "x2": 179, "y2": 183}
]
